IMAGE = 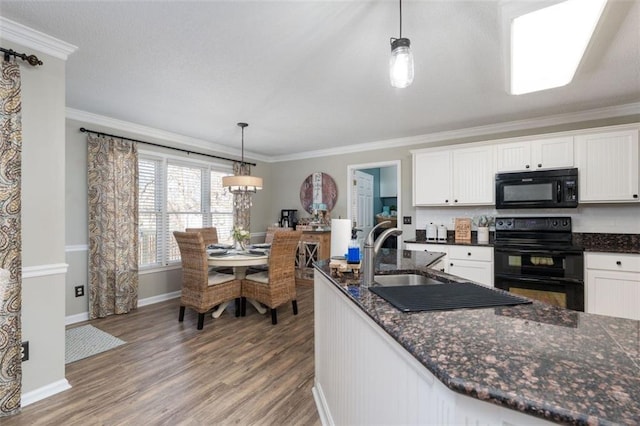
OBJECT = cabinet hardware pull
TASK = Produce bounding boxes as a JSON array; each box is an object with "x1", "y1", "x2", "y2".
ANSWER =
[
  {"x1": 445, "y1": 199, "x2": 448, "y2": 203},
  {"x1": 538, "y1": 163, "x2": 542, "y2": 168},
  {"x1": 467, "y1": 252, "x2": 471, "y2": 256},
  {"x1": 525, "y1": 164, "x2": 530, "y2": 169},
  {"x1": 633, "y1": 194, "x2": 638, "y2": 198},
  {"x1": 450, "y1": 263, "x2": 453, "y2": 266},
  {"x1": 616, "y1": 261, "x2": 622, "y2": 266},
  {"x1": 454, "y1": 199, "x2": 458, "y2": 203}
]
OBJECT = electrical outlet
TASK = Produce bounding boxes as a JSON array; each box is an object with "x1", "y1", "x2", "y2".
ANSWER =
[
  {"x1": 21, "y1": 341, "x2": 29, "y2": 362},
  {"x1": 75, "y1": 285, "x2": 85, "y2": 297},
  {"x1": 402, "y1": 250, "x2": 412, "y2": 259},
  {"x1": 403, "y1": 216, "x2": 411, "y2": 225}
]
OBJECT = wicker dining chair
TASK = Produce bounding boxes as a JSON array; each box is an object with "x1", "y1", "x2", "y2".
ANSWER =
[
  {"x1": 241, "y1": 230, "x2": 302, "y2": 325},
  {"x1": 264, "y1": 226, "x2": 293, "y2": 244},
  {"x1": 173, "y1": 231, "x2": 241, "y2": 330},
  {"x1": 186, "y1": 227, "x2": 219, "y2": 246}
]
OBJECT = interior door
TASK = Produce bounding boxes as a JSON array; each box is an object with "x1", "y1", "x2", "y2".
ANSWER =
[{"x1": 352, "y1": 170, "x2": 374, "y2": 247}]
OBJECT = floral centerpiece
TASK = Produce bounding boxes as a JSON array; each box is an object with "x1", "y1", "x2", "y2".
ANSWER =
[{"x1": 231, "y1": 226, "x2": 250, "y2": 251}]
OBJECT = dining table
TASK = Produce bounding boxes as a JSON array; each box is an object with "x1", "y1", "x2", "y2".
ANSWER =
[{"x1": 207, "y1": 249, "x2": 269, "y2": 318}]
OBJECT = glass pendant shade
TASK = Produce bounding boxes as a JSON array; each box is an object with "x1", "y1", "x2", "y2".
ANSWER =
[{"x1": 390, "y1": 38, "x2": 414, "y2": 88}]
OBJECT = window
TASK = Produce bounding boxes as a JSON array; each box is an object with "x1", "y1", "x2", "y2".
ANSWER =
[{"x1": 138, "y1": 153, "x2": 234, "y2": 268}]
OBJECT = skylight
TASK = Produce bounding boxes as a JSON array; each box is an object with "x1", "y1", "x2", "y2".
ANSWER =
[{"x1": 510, "y1": 0, "x2": 608, "y2": 95}]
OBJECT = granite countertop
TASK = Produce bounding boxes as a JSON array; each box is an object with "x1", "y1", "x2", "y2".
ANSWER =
[
  {"x1": 406, "y1": 231, "x2": 640, "y2": 254},
  {"x1": 315, "y1": 250, "x2": 640, "y2": 425}
]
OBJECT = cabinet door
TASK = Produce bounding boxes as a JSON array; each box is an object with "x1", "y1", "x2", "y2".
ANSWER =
[
  {"x1": 451, "y1": 146, "x2": 495, "y2": 205},
  {"x1": 532, "y1": 136, "x2": 574, "y2": 170},
  {"x1": 496, "y1": 141, "x2": 531, "y2": 172},
  {"x1": 448, "y1": 260, "x2": 493, "y2": 287},
  {"x1": 575, "y1": 129, "x2": 640, "y2": 202},
  {"x1": 586, "y1": 270, "x2": 640, "y2": 320},
  {"x1": 413, "y1": 151, "x2": 451, "y2": 206}
]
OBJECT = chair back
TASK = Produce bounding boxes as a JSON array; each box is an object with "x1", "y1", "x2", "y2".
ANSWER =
[
  {"x1": 186, "y1": 227, "x2": 219, "y2": 246},
  {"x1": 267, "y1": 230, "x2": 302, "y2": 296},
  {"x1": 173, "y1": 231, "x2": 209, "y2": 290},
  {"x1": 265, "y1": 226, "x2": 293, "y2": 244}
]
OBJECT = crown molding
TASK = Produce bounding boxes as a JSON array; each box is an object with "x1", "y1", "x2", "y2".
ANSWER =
[
  {"x1": 0, "y1": 17, "x2": 77, "y2": 60},
  {"x1": 68, "y1": 102, "x2": 640, "y2": 164},
  {"x1": 66, "y1": 108, "x2": 270, "y2": 163},
  {"x1": 271, "y1": 102, "x2": 640, "y2": 162}
]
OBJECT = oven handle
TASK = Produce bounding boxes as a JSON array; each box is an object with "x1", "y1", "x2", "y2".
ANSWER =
[
  {"x1": 494, "y1": 274, "x2": 584, "y2": 285},
  {"x1": 494, "y1": 248, "x2": 583, "y2": 256}
]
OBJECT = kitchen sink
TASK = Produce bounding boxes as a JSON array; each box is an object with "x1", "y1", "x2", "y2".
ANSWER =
[
  {"x1": 373, "y1": 274, "x2": 445, "y2": 286},
  {"x1": 369, "y1": 281, "x2": 532, "y2": 312}
]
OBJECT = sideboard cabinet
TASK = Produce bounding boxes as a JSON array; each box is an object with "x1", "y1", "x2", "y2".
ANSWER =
[{"x1": 296, "y1": 231, "x2": 331, "y2": 286}]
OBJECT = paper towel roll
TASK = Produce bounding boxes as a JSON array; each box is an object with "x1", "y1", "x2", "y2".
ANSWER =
[{"x1": 331, "y1": 219, "x2": 352, "y2": 258}]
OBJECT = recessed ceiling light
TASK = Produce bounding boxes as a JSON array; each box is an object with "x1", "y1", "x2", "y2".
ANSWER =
[{"x1": 510, "y1": 0, "x2": 608, "y2": 95}]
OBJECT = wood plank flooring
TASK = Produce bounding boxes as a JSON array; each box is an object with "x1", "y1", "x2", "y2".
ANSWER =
[{"x1": 6, "y1": 286, "x2": 320, "y2": 426}]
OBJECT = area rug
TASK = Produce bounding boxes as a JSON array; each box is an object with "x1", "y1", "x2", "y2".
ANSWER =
[{"x1": 65, "y1": 324, "x2": 126, "y2": 364}]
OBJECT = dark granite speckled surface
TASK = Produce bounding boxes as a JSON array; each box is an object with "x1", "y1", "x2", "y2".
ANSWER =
[
  {"x1": 316, "y1": 250, "x2": 640, "y2": 426},
  {"x1": 573, "y1": 233, "x2": 640, "y2": 254},
  {"x1": 408, "y1": 231, "x2": 640, "y2": 254}
]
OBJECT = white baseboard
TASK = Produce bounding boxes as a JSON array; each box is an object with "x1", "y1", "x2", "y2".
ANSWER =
[
  {"x1": 137, "y1": 290, "x2": 181, "y2": 307},
  {"x1": 21, "y1": 379, "x2": 71, "y2": 407},
  {"x1": 65, "y1": 290, "x2": 181, "y2": 325},
  {"x1": 312, "y1": 382, "x2": 332, "y2": 426}
]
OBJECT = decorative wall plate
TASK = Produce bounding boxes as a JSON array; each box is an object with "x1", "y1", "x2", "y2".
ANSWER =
[{"x1": 299, "y1": 172, "x2": 338, "y2": 214}]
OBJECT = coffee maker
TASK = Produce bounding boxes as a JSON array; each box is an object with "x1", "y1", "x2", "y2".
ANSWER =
[{"x1": 280, "y1": 209, "x2": 298, "y2": 229}]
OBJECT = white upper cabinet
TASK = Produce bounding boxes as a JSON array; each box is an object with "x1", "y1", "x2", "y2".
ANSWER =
[
  {"x1": 413, "y1": 150, "x2": 451, "y2": 206},
  {"x1": 496, "y1": 137, "x2": 573, "y2": 172},
  {"x1": 379, "y1": 166, "x2": 397, "y2": 197},
  {"x1": 413, "y1": 146, "x2": 494, "y2": 206},
  {"x1": 575, "y1": 129, "x2": 639, "y2": 203}
]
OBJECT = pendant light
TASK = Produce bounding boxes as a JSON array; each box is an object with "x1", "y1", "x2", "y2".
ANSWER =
[
  {"x1": 222, "y1": 123, "x2": 263, "y2": 195},
  {"x1": 389, "y1": 0, "x2": 414, "y2": 88}
]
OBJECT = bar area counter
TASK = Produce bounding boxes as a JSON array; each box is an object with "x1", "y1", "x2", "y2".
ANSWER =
[{"x1": 312, "y1": 249, "x2": 639, "y2": 426}]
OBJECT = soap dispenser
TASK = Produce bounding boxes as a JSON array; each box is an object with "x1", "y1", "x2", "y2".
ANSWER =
[{"x1": 347, "y1": 228, "x2": 361, "y2": 264}]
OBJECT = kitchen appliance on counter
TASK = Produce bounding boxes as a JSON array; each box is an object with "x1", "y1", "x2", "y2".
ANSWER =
[
  {"x1": 495, "y1": 168, "x2": 578, "y2": 209},
  {"x1": 426, "y1": 223, "x2": 437, "y2": 241},
  {"x1": 437, "y1": 225, "x2": 447, "y2": 241},
  {"x1": 280, "y1": 209, "x2": 298, "y2": 229},
  {"x1": 493, "y1": 216, "x2": 584, "y2": 311}
]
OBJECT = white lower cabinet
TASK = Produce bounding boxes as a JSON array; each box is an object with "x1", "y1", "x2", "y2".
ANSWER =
[
  {"x1": 314, "y1": 273, "x2": 553, "y2": 426},
  {"x1": 405, "y1": 243, "x2": 449, "y2": 272},
  {"x1": 585, "y1": 252, "x2": 640, "y2": 320},
  {"x1": 448, "y1": 246, "x2": 493, "y2": 287},
  {"x1": 404, "y1": 244, "x2": 494, "y2": 286}
]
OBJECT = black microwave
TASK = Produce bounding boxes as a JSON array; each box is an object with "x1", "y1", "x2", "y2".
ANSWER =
[{"x1": 495, "y1": 168, "x2": 578, "y2": 209}]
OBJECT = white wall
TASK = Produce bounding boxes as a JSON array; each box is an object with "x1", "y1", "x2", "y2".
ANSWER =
[
  {"x1": 415, "y1": 204, "x2": 640, "y2": 235},
  {"x1": 1, "y1": 37, "x2": 69, "y2": 396}
]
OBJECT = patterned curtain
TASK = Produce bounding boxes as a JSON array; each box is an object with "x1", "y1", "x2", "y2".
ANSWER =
[
  {"x1": 87, "y1": 134, "x2": 139, "y2": 319},
  {"x1": 232, "y1": 161, "x2": 252, "y2": 231},
  {"x1": 0, "y1": 59, "x2": 22, "y2": 416}
]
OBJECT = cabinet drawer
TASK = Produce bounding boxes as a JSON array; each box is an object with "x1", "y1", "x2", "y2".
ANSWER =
[
  {"x1": 585, "y1": 253, "x2": 640, "y2": 272},
  {"x1": 405, "y1": 243, "x2": 448, "y2": 254},
  {"x1": 449, "y1": 245, "x2": 493, "y2": 262}
]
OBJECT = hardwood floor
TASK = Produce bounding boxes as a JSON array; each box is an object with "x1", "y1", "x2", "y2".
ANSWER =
[{"x1": 6, "y1": 286, "x2": 320, "y2": 425}]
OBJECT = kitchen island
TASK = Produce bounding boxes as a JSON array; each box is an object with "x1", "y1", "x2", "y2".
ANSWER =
[{"x1": 313, "y1": 249, "x2": 639, "y2": 425}]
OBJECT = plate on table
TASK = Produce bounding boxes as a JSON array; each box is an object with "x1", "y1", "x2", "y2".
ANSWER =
[
  {"x1": 208, "y1": 244, "x2": 233, "y2": 250},
  {"x1": 248, "y1": 249, "x2": 268, "y2": 256},
  {"x1": 208, "y1": 249, "x2": 229, "y2": 257},
  {"x1": 252, "y1": 243, "x2": 271, "y2": 249}
]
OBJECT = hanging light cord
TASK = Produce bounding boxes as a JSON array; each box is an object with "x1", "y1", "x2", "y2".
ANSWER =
[{"x1": 399, "y1": 0, "x2": 403, "y2": 39}]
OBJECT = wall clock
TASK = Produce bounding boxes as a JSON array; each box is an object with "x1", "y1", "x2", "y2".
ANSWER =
[{"x1": 299, "y1": 172, "x2": 338, "y2": 214}]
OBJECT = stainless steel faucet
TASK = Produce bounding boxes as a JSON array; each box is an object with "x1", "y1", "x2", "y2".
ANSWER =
[{"x1": 362, "y1": 221, "x2": 403, "y2": 288}]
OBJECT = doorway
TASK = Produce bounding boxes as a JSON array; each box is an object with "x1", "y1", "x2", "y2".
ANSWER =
[{"x1": 346, "y1": 160, "x2": 402, "y2": 249}]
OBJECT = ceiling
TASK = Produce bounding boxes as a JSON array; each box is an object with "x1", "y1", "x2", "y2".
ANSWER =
[{"x1": 1, "y1": 1, "x2": 639, "y2": 160}]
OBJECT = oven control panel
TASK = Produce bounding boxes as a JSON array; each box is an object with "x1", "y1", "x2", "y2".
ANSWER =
[{"x1": 495, "y1": 217, "x2": 571, "y2": 232}]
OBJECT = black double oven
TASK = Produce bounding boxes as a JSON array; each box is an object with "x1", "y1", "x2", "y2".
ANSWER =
[{"x1": 493, "y1": 216, "x2": 584, "y2": 311}]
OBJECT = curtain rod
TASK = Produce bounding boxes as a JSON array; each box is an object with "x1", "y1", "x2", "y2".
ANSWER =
[
  {"x1": 1, "y1": 47, "x2": 43, "y2": 66},
  {"x1": 79, "y1": 127, "x2": 257, "y2": 167}
]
